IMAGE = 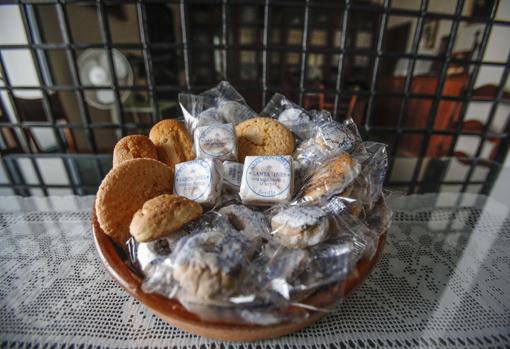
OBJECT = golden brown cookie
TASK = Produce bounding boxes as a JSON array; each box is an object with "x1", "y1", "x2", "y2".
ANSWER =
[
  {"x1": 95, "y1": 158, "x2": 174, "y2": 245},
  {"x1": 130, "y1": 194, "x2": 203, "y2": 242},
  {"x1": 235, "y1": 117, "x2": 295, "y2": 162},
  {"x1": 302, "y1": 153, "x2": 360, "y2": 203},
  {"x1": 149, "y1": 119, "x2": 195, "y2": 168},
  {"x1": 112, "y1": 135, "x2": 158, "y2": 167}
]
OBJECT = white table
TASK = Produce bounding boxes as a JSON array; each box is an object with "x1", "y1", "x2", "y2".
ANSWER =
[{"x1": 0, "y1": 193, "x2": 509, "y2": 348}]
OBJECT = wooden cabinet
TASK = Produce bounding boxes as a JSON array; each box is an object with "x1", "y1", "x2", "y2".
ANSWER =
[{"x1": 376, "y1": 73, "x2": 469, "y2": 156}]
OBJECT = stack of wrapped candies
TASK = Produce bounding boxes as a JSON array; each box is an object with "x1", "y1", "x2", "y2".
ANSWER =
[{"x1": 95, "y1": 81, "x2": 392, "y2": 325}]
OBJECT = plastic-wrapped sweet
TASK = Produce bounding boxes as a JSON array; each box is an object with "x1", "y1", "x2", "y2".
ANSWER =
[
  {"x1": 270, "y1": 205, "x2": 329, "y2": 248},
  {"x1": 136, "y1": 231, "x2": 187, "y2": 273},
  {"x1": 261, "y1": 93, "x2": 314, "y2": 139},
  {"x1": 222, "y1": 161, "x2": 243, "y2": 190},
  {"x1": 240, "y1": 156, "x2": 294, "y2": 206},
  {"x1": 138, "y1": 84, "x2": 393, "y2": 326},
  {"x1": 298, "y1": 152, "x2": 361, "y2": 204},
  {"x1": 315, "y1": 118, "x2": 362, "y2": 154},
  {"x1": 194, "y1": 123, "x2": 237, "y2": 161},
  {"x1": 294, "y1": 118, "x2": 364, "y2": 177},
  {"x1": 197, "y1": 107, "x2": 223, "y2": 126},
  {"x1": 264, "y1": 248, "x2": 310, "y2": 299},
  {"x1": 218, "y1": 204, "x2": 270, "y2": 242},
  {"x1": 172, "y1": 227, "x2": 255, "y2": 301},
  {"x1": 217, "y1": 100, "x2": 255, "y2": 126},
  {"x1": 179, "y1": 81, "x2": 256, "y2": 136},
  {"x1": 355, "y1": 142, "x2": 389, "y2": 208},
  {"x1": 299, "y1": 240, "x2": 353, "y2": 289},
  {"x1": 174, "y1": 159, "x2": 223, "y2": 206}
]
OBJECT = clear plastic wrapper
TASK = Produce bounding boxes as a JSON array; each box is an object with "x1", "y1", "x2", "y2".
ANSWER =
[
  {"x1": 261, "y1": 93, "x2": 315, "y2": 139},
  {"x1": 240, "y1": 155, "x2": 294, "y2": 206},
  {"x1": 269, "y1": 204, "x2": 330, "y2": 248},
  {"x1": 179, "y1": 81, "x2": 256, "y2": 136},
  {"x1": 138, "y1": 196, "x2": 391, "y2": 325},
  {"x1": 296, "y1": 152, "x2": 361, "y2": 204},
  {"x1": 194, "y1": 123, "x2": 238, "y2": 161},
  {"x1": 133, "y1": 83, "x2": 392, "y2": 326},
  {"x1": 351, "y1": 142, "x2": 389, "y2": 209},
  {"x1": 174, "y1": 158, "x2": 223, "y2": 207},
  {"x1": 294, "y1": 118, "x2": 364, "y2": 177}
]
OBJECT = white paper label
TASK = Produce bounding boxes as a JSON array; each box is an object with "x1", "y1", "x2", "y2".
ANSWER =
[
  {"x1": 197, "y1": 124, "x2": 235, "y2": 158},
  {"x1": 245, "y1": 156, "x2": 292, "y2": 198},
  {"x1": 174, "y1": 160, "x2": 212, "y2": 201}
]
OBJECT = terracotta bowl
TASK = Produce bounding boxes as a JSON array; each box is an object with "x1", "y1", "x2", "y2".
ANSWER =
[{"x1": 92, "y1": 207, "x2": 386, "y2": 341}]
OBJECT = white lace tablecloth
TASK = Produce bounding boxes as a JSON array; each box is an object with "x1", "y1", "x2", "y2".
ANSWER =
[{"x1": 1, "y1": 193, "x2": 509, "y2": 349}]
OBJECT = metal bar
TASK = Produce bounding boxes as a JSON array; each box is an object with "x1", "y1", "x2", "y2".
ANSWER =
[
  {"x1": 0, "y1": 157, "x2": 29, "y2": 196},
  {"x1": 221, "y1": 0, "x2": 228, "y2": 79},
  {"x1": 261, "y1": 0, "x2": 270, "y2": 106},
  {"x1": 445, "y1": 1, "x2": 499, "y2": 159},
  {"x1": 0, "y1": 182, "x2": 101, "y2": 190},
  {"x1": 461, "y1": 50, "x2": 510, "y2": 192},
  {"x1": 55, "y1": 1, "x2": 98, "y2": 153},
  {"x1": 298, "y1": 0, "x2": 311, "y2": 105},
  {"x1": 137, "y1": 0, "x2": 160, "y2": 123},
  {"x1": 1, "y1": 83, "x2": 508, "y2": 103},
  {"x1": 1, "y1": 42, "x2": 509, "y2": 65},
  {"x1": 6, "y1": 0, "x2": 510, "y2": 27},
  {"x1": 2, "y1": 153, "x2": 112, "y2": 159},
  {"x1": 180, "y1": 0, "x2": 191, "y2": 90},
  {"x1": 0, "y1": 51, "x2": 32, "y2": 153},
  {"x1": 55, "y1": 1, "x2": 103, "y2": 184},
  {"x1": 333, "y1": 0, "x2": 350, "y2": 119},
  {"x1": 97, "y1": 0, "x2": 126, "y2": 137},
  {"x1": 386, "y1": 0, "x2": 428, "y2": 183},
  {"x1": 363, "y1": 0, "x2": 390, "y2": 133},
  {"x1": 19, "y1": 3, "x2": 72, "y2": 196},
  {"x1": 19, "y1": 4, "x2": 68, "y2": 154},
  {"x1": 408, "y1": 0, "x2": 465, "y2": 194}
]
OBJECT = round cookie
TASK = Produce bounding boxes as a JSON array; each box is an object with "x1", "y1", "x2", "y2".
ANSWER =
[
  {"x1": 95, "y1": 158, "x2": 174, "y2": 245},
  {"x1": 172, "y1": 229, "x2": 253, "y2": 301},
  {"x1": 130, "y1": 194, "x2": 203, "y2": 243},
  {"x1": 302, "y1": 153, "x2": 360, "y2": 203},
  {"x1": 149, "y1": 119, "x2": 195, "y2": 168},
  {"x1": 218, "y1": 204, "x2": 270, "y2": 241},
  {"x1": 235, "y1": 117, "x2": 295, "y2": 162},
  {"x1": 271, "y1": 206, "x2": 329, "y2": 248},
  {"x1": 112, "y1": 135, "x2": 158, "y2": 167}
]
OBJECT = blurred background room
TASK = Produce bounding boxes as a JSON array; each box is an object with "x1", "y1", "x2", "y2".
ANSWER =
[{"x1": 0, "y1": 0, "x2": 509, "y2": 197}]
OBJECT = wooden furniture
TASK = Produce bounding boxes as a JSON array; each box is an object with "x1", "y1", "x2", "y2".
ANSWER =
[
  {"x1": 452, "y1": 84, "x2": 510, "y2": 166},
  {"x1": 376, "y1": 73, "x2": 469, "y2": 157}
]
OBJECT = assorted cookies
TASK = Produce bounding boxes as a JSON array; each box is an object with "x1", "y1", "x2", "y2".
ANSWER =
[
  {"x1": 112, "y1": 135, "x2": 158, "y2": 167},
  {"x1": 130, "y1": 194, "x2": 203, "y2": 242},
  {"x1": 95, "y1": 158, "x2": 174, "y2": 245},
  {"x1": 149, "y1": 119, "x2": 195, "y2": 168},
  {"x1": 94, "y1": 84, "x2": 390, "y2": 323},
  {"x1": 301, "y1": 153, "x2": 361, "y2": 203},
  {"x1": 235, "y1": 117, "x2": 295, "y2": 162}
]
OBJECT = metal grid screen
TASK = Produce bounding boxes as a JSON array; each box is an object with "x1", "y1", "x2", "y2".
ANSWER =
[{"x1": 0, "y1": 0, "x2": 509, "y2": 196}]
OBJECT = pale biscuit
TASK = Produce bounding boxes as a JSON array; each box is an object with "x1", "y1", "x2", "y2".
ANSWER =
[
  {"x1": 271, "y1": 206, "x2": 329, "y2": 248},
  {"x1": 235, "y1": 117, "x2": 295, "y2": 162},
  {"x1": 130, "y1": 194, "x2": 203, "y2": 243},
  {"x1": 112, "y1": 135, "x2": 158, "y2": 167},
  {"x1": 149, "y1": 119, "x2": 195, "y2": 168},
  {"x1": 302, "y1": 153, "x2": 360, "y2": 203},
  {"x1": 95, "y1": 158, "x2": 174, "y2": 245}
]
